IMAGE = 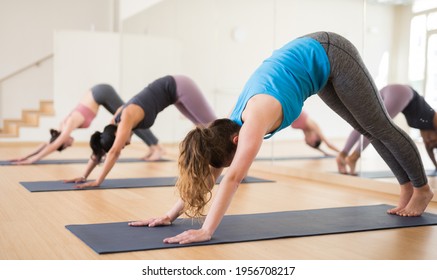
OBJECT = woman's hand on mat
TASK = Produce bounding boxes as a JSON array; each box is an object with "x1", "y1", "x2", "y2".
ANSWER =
[
  {"x1": 163, "y1": 229, "x2": 212, "y2": 244},
  {"x1": 128, "y1": 216, "x2": 172, "y2": 227},
  {"x1": 63, "y1": 176, "x2": 87, "y2": 184},
  {"x1": 11, "y1": 159, "x2": 33, "y2": 165},
  {"x1": 74, "y1": 180, "x2": 101, "y2": 188},
  {"x1": 9, "y1": 157, "x2": 26, "y2": 162}
]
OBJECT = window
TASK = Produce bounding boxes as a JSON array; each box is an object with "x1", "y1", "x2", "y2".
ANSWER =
[
  {"x1": 425, "y1": 34, "x2": 437, "y2": 108},
  {"x1": 413, "y1": 0, "x2": 437, "y2": 13},
  {"x1": 409, "y1": 3, "x2": 437, "y2": 101},
  {"x1": 408, "y1": 1, "x2": 437, "y2": 139},
  {"x1": 408, "y1": 14, "x2": 426, "y2": 91}
]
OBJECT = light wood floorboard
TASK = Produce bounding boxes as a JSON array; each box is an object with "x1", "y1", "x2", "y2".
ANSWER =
[{"x1": 0, "y1": 140, "x2": 436, "y2": 260}]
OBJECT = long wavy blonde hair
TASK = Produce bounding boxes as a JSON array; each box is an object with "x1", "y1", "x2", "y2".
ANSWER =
[{"x1": 176, "y1": 118, "x2": 241, "y2": 218}]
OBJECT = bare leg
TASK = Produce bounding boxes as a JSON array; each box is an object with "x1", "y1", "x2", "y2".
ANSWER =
[
  {"x1": 396, "y1": 184, "x2": 434, "y2": 217},
  {"x1": 143, "y1": 144, "x2": 166, "y2": 161}
]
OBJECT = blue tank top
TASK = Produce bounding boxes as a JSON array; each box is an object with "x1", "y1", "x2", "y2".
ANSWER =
[{"x1": 229, "y1": 37, "x2": 330, "y2": 138}]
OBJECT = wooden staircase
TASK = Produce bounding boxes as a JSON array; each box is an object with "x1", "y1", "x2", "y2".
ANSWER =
[{"x1": 0, "y1": 100, "x2": 55, "y2": 137}]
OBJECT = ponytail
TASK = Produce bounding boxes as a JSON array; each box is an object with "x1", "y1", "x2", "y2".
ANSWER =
[
  {"x1": 177, "y1": 118, "x2": 241, "y2": 218},
  {"x1": 89, "y1": 124, "x2": 117, "y2": 162},
  {"x1": 49, "y1": 129, "x2": 66, "y2": 151}
]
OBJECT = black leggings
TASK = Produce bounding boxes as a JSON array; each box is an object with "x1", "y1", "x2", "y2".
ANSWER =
[
  {"x1": 91, "y1": 84, "x2": 159, "y2": 146},
  {"x1": 306, "y1": 32, "x2": 427, "y2": 187}
]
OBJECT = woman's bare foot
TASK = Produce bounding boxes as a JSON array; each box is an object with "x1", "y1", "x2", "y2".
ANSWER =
[
  {"x1": 336, "y1": 152, "x2": 348, "y2": 174},
  {"x1": 396, "y1": 184, "x2": 434, "y2": 217},
  {"x1": 345, "y1": 151, "x2": 360, "y2": 175},
  {"x1": 387, "y1": 182, "x2": 414, "y2": 215},
  {"x1": 143, "y1": 144, "x2": 165, "y2": 161}
]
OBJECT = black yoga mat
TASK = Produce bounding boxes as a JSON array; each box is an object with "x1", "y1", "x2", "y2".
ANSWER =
[
  {"x1": 20, "y1": 175, "x2": 274, "y2": 192},
  {"x1": 255, "y1": 155, "x2": 334, "y2": 161},
  {"x1": 0, "y1": 158, "x2": 172, "y2": 166},
  {"x1": 360, "y1": 169, "x2": 437, "y2": 179},
  {"x1": 65, "y1": 204, "x2": 437, "y2": 254}
]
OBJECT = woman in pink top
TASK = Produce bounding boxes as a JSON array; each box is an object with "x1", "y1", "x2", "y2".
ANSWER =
[
  {"x1": 291, "y1": 111, "x2": 340, "y2": 155},
  {"x1": 10, "y1": 84, "x2": 163, "y2": 164}
]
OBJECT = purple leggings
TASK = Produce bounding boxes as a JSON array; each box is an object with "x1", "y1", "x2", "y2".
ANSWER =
[
  {"x1": 173, "y1": 75, "x2": 216, "y2": 126},
  {"x1": 342, "y1": 84, "x2": 414, "y2": 155}
]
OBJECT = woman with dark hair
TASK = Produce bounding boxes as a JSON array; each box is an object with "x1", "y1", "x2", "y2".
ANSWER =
[
  {"x1": 65, "y1": 75, "x2": 217, "y2": 188},
  {"x1": 9, "y1": 84, "x2": 163, "y2": 164},
  {"x1": 337, "y1": 84, "x2": 437, "y2": 175},
  {"x1": 129, "y1": 31, "x2": 433, "y2": 245}
]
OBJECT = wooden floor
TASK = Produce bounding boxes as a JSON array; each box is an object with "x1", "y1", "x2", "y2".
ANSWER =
[{"x1": 1, "y1": 140, "x2": 437, "y2": 260}]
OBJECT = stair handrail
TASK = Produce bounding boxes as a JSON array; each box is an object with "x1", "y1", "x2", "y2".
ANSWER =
[{"x1": 0, "y1": 53, "x2": 54, "y2": 84}]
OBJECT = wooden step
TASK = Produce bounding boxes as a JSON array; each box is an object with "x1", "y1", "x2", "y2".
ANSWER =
[
  {"x1": 22, "y1": 110, "x2": 40, "y2": 126},
  {"x1": 39, "y1": 100, "x2": 54, "y2": 115},
  {"x1": 0, "y1": 128, "x2": 17, "y2": 138},
  {"x1": 0, "y1": 100, "x2": 55, "y2": 138},
  {"x1": 2, "y1": 119, "x2": 22, "y2": 136}
]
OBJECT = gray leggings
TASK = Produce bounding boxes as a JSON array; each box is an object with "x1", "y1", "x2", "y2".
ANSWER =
[
  {"x1": 91, "y1": 84, "x2": 159, "y2": 146},
  {"x1": 306, "y1": 32, "x2": 427, "y2": 187},
  {"x1": 342, "y1": 84, "x2": 414, "y2": 155}
]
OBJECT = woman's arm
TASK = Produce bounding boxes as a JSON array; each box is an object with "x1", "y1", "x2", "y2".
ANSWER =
[
  {"x1": 74, "y1": 124, "x2": 131, "y2": 188},
  {"x1": 111, "y1": 106, "x2": 124, "y2": 124},
  {"x1": 164, "y1": 94, "x2": 281, "y2": 244},
  {"x1": 306, "y1": 118, "x2": 340, "y2": 153},
  {"x1": 63, "y1": 157, "x2": 99, "y2": 183},
  {"x1": 13, "y1": 119, "x2": 79, "y2": 164},
  {"x1": 129, "y1": 167, "x2": 224, "y2": 228},
  {"x1": 203, "y1": 121, "x2": 265, "y2": 231},
  {"x1": 129, "y1": 198, "x2": 186, "y2": 227},
  {"x1": 9, "y1": 143, "x2": 47, "y2": 162},
  {"x1": 75, "y1": 107, "x2": 141, "y2": 188},
  {"x1": 163, "y1": 120, "x2": 265, "y2": 244}
]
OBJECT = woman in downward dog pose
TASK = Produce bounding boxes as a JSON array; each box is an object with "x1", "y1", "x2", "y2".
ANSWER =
[
  {"x1": 9, "y1": 84, "x2": 163, "y2": 164},
  {"x1": 337, "y1": 84, "x2": 437, "y2": 174},
  {"x1": 130, "y1": 31, "x2": 434, "y2": 245},
  {"x1": 66, "y1": 75, "x2": 217, "y2": 188},
  {"x1": 291, "y1": 110, "x2": 340, "y2": 155}
]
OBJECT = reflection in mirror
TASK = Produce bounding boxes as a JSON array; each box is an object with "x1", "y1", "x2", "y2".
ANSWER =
[
  {"x1": 119, "y1": 0, "x2": 437, "y2": 181},
  {"x1": 119, "y1": 0, "x2": 367, "y2": 172},
  {"x1": 359, "y1": 0, "x2": 437, "y2": 184}
]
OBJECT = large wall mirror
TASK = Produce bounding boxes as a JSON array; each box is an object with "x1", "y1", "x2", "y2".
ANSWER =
[
  {"x1": 119, "y1": 0, "x2": 366, "y2": 160},
  {"x1": 359, "y1": 0, "x2": 437, "y2": 184},
  {"x1": 116, "y1": 0, "x2": 437, "y2": 180}
]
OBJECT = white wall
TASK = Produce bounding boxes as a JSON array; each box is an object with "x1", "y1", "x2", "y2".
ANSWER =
[
  {"x1": 121, "y1": 0, "x2": 373, "y2": 140},
  {"x1": 0, "y1": 0, "x2": 114, "y2": 78},
  {"x1": 0, "y1": 0, "x2": 410, "y2": 144},
  {"x1": 52, "y1": 31, "x2": 121, "y2": 142},
  {"x1": 120, "y1": 34, "x2": 182, "y2": 141},
  {"x1": 1, "y1": 59, "x2": 53, "y2": 120},
  {"x1": 0, "y1": 0, "x2": 114, "y2": 128},
  {"x1": 119, "y1": 0, "x2": 162, "y2": 21},
  {"x1": 50, "y1": 30, "x2": 181, "y2": 143}
]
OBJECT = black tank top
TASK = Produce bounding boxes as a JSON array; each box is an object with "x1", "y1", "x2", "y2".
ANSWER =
[
  {"x1": 402, "y1": 88, "x2": 435, "y2": 130},
  {"x1": 115, "y1": 75, "x2": 177, "y2": 129}
]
